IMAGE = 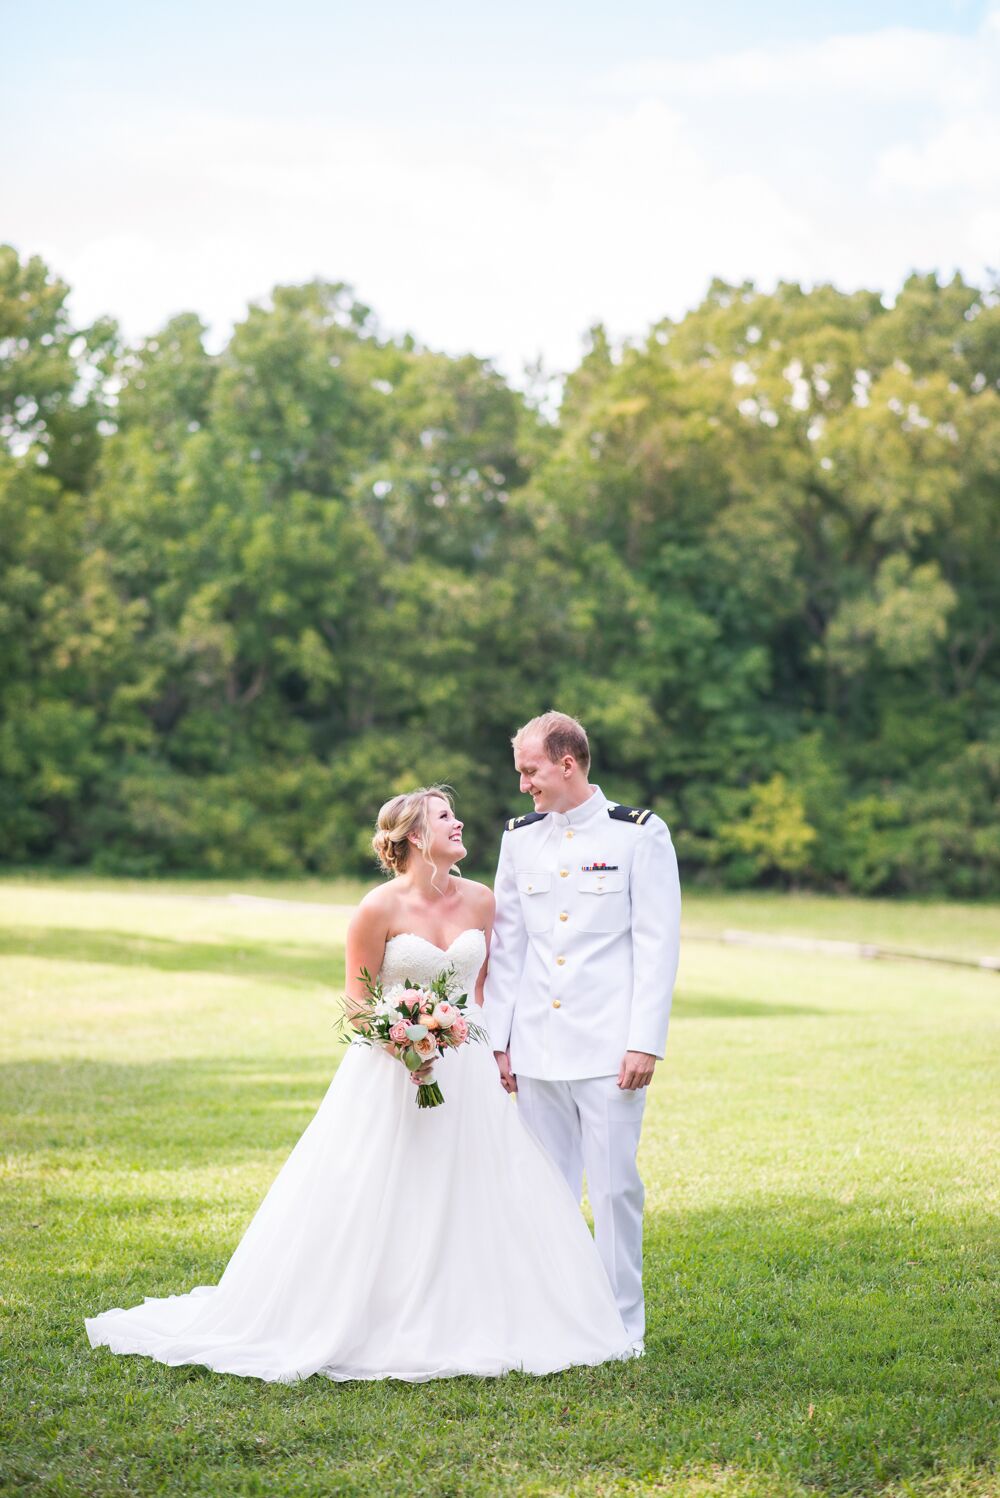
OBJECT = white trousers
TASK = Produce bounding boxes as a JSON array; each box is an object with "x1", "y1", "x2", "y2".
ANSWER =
[{"x1": 516, "y1": 1075, "x2": 647, "y2": 1341}]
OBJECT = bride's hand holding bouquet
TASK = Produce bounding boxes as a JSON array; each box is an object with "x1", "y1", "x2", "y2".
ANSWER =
[{"x1": 344, "y1": 963, "x2": 487, "y2": 1108}]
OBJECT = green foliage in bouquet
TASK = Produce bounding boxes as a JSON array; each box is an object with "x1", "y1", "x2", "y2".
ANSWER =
[{"x1": 343, "y1": 964, "x2": 487, "y2": 1108}]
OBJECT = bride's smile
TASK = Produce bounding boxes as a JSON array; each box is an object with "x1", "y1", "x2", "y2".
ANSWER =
[{"x1": 410, "y1": 795, "x2": 467, "y2": 872}]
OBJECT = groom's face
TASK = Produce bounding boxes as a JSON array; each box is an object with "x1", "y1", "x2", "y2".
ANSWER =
[{"x1": 515, "y1": 735, "x2": 567, "y2": 813}]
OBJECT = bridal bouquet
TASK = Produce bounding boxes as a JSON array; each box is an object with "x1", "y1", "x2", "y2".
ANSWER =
[{"x1": 345, "y1": 964, "x2": 487, "y2": 1108}]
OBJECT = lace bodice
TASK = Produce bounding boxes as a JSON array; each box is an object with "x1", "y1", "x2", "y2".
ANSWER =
[{"x1": 379, "y1": 928, "x2": 486, "y2": 997}]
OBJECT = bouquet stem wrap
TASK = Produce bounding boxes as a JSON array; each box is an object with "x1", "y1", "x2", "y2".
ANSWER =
[{"x1": 415, "y1": 1080, "x2": 445, "y2": 1109}]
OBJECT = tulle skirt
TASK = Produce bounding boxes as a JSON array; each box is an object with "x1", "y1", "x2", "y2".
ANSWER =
[{"x1": 85, "y1": 1037, "x2": 632, "y2": 1382}]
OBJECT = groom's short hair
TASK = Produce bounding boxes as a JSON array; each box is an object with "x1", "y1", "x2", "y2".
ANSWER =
[{"x1": 513, "y1": 711, "x2": 591, "y2": 772}]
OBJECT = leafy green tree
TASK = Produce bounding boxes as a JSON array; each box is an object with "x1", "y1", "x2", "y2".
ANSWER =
[
  {"x1": 0, "y1": 244, "x2": 116, "y2": 488},
  {"x1": 0, "y1": 247, "x2": 996, "y2": 892}
]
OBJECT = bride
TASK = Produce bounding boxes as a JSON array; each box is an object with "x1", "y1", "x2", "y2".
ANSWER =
[{"x1": 85, "y1": 787, "x2": 633, "y2": 1382}]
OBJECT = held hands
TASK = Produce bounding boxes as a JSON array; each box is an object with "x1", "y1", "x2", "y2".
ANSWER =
[
  {"x1": 618, "y1": 1050, "x2": 656, "y2": 1090},
  {"x1": 494, "y1": 1050, "x2": 518, "y2": 1095}
]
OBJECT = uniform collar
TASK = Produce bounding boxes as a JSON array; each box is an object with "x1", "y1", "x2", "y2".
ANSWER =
[{"x1": 551, "y1": 784, "x2": 608, "y2": 829}]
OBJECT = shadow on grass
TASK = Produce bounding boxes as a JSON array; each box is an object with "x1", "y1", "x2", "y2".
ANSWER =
[
  {"x1": 1, "y1": 928, "x2": 833, "y2": 1020},
  {"x1": 0, "y1": 925, "x2": 342, "y2": 987},
  {"x1": 1, "y1": 1057, "x2": 337, "y2": 1166},
  {"x1": 673, "y1": 993, "x2": 829, "y2": 1019},
  {"x1": 635, "y1": 1198, "x2": 997, "y2": 1491}
]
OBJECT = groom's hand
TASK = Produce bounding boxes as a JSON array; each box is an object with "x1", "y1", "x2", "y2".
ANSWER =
[
  {"x1": 494, "y1": 1050, "x2": 518, "y2": 1095},
  {"x1": 618, "y1": 1051, "x2": 656, "y2": 1090}
]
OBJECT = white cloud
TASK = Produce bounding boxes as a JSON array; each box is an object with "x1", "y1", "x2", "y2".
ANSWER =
[
  {"x1": 879, "y1": 115, "x2": 1000, "y2": 192},
  {"x1": 607, "y1": 22, "x2": 995, "y2": 110},
  {"x1": 966, "y1": 206, "x2": 1000, "y2": 260},
  {"x1": 42, "y1": 100, "x2": 824, "y2": 373},
  {"x1": 7, "y1": 9, "x2": 1000, "y2": 378}
]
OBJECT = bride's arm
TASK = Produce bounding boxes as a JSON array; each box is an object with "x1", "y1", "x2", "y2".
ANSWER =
[
  {"x1": 473, "y1": 888, "x2": 496, "y2": 1007},
  {"x1": 344, "y1": 896, "x2": 390, "y2": 1031}
]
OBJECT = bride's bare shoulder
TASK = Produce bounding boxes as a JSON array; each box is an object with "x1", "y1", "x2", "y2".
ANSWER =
[
  {"x1": 349, "y1": 882, "x2": 399, "y2": 934},
  {"x1": 457, "y1": 878, "x2": 495, "y2": 917}
]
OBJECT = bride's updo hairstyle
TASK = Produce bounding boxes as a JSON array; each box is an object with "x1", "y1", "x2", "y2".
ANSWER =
[{"x1": 372, "y1": 786, "x2": 456, "y2": 879}]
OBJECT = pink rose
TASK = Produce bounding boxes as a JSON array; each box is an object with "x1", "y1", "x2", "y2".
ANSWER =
[
  {"x1": 389, "y1": 1021, "x2": 409, "y2": 1045},
  {"x1": 450, "y1": 1017, "x2": 468, "y2": 1044},
  {"x1": 433, "y1": 1002, "x2": 459, "y2": 1030},
  {"x1": 413, "y1": 1033, "x2": 439, "y2": 1061}
]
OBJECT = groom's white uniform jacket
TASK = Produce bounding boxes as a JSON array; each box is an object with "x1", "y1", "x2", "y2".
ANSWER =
[{"x1": 483, "y1": 785, "x2": 681, "y2": 1080}]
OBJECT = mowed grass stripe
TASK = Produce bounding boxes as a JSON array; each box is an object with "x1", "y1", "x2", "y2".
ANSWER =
[{"x1": 2, "y1": 875, "x2": 998, "y2": 960}]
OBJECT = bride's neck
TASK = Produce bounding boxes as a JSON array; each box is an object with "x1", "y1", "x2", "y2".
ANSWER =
[{"x1": 399, "y1": 863, "x2": 456, "y2": 901}]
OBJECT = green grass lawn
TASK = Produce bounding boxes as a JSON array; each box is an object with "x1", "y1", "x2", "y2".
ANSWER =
[
  {"x1": 5, "y1": 868, "x2": 996, "y2": 957},
  {"x1": 1, "y1": 877, "x2": 998, "y2": 1497}
]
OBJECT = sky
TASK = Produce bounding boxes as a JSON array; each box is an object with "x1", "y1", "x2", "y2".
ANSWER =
[{"x1": 4, "y1": 0, "x2": 999, "y2": 380}]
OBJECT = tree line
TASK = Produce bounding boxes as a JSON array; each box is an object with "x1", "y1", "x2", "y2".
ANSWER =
[{"x1": 1, "y1": 245, "x2": 997, "y2": 893}]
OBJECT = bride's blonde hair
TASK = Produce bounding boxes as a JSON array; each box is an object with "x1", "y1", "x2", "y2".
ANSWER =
[{"x1": 372, "y1": 786, "x2": 457, "y2": 881}]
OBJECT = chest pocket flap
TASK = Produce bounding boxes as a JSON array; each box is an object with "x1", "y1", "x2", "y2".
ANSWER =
[{"x1": 516, "y1": 872, "x2": 551, "y2": 895}]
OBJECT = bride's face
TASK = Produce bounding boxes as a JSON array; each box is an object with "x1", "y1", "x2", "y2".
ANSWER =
[{"x1": 419, "y1": 796, "x2": 467, "y2": 866}]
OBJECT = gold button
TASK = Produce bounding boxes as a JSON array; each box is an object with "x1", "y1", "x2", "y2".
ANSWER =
[
  {"x1": 552, "y1": 999, "x2": 561, "y2": 1009},
  {"x1": 560, "y1": 870, "x2": 569, "y2": 878},
  {"x1": 527, "y1": 884, "x2": 533, "y2": 891},
  {"x1": 566, "y1": 829, "x2": 575, "y2": 838},
  {"x1": 559, "y1": 912, "x2": 568, "y2": 921},
  {"x1": 556, "y1": 956, "x2": 566, "y2": 965}
]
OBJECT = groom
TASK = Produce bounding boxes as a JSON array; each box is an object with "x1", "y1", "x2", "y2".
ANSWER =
[{"x1": 482, "y1": 711, "x2": 681, "y2": 1351}]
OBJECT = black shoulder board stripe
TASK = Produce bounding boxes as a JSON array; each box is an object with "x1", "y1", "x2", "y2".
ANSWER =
[
  {"x1": 607, "y1": 803, "x2": 653, "y2": 826},
  {"x1": 505, "y1": 811, "x2": 548, "y2": 832}
]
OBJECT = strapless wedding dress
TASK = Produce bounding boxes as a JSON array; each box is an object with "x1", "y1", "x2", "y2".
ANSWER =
[{"x1": 85, "y1": 928, "x2": 632, "y2": 1381}]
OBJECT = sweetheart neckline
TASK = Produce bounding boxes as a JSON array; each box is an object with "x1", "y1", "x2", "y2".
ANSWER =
[{"x1": 384, "y1": 928, "x2": 485, "y2": 956}]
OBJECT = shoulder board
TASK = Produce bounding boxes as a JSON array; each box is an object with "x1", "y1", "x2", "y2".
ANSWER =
[
  {"x1": 607, "y1": 803, "x2": 654, "y2": 827},
  {"x1": 504, "y1": 811, "x2": 548, "y2": 832}
]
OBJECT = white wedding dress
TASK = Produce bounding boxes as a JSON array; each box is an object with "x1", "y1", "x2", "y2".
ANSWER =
[{"x1": 86, "y1": 929, "x2": 632, "y2": 1382}]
